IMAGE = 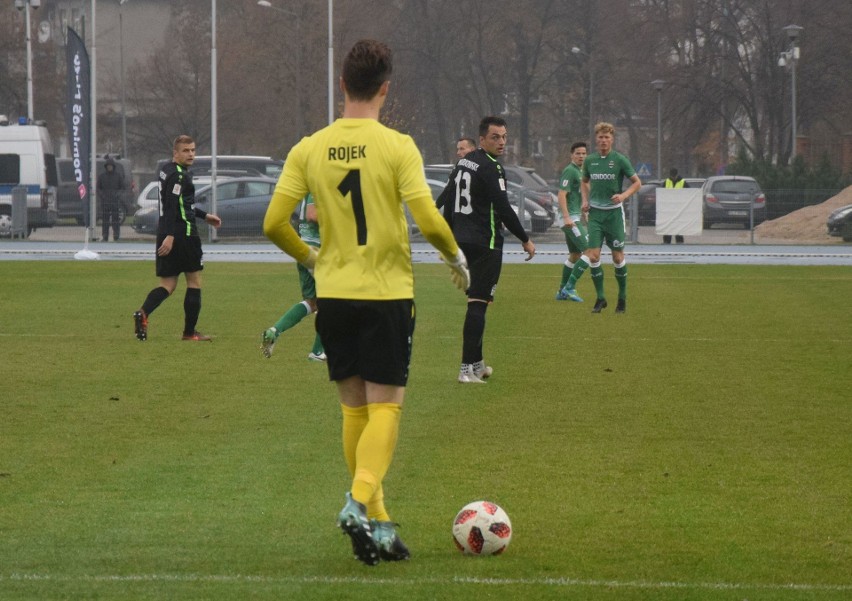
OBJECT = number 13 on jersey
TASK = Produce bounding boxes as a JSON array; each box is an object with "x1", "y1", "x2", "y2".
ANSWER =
[{"x1": 453, "y1": 171, "x2": 473, "y2": 215}]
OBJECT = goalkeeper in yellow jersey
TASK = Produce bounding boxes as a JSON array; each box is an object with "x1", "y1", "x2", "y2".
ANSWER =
[{"x1": 263, "y1": 39, "x2": 469, "y2": 566}]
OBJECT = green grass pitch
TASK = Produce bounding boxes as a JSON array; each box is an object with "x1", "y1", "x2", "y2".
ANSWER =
[{"x1": 0, "y1": 260, "x2": 850, "y2": 600}]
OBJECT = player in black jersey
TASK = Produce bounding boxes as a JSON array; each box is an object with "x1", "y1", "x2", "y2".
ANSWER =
[
  {"x1": 132, "y1": 135, "x2": 222, "y2": 341},
  {"x1": 437, "y1": 116, "x2": 536, "y2": 383}
]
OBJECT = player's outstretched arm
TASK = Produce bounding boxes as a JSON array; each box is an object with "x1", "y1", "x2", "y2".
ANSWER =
[
  {"x1": 263, "y1": 190, "x2": 316, "y2": 267},
  {"x1": 408, "y1": 194, "x2": 469, "y2": 291}
]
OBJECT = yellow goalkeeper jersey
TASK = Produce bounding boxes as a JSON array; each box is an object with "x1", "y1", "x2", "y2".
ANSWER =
[{"x1": 269, "y1": 118, "x2": 456, "y2": 300}]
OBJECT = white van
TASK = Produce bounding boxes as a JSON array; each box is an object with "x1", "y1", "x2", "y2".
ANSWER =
[{"x1": 0, "y1": 118, "x2": 58, "y2": 236}]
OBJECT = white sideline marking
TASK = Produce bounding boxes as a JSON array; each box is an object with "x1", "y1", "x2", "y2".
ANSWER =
[{"x1": 3, "y1": 573, "x2": 851, "y2": 592}]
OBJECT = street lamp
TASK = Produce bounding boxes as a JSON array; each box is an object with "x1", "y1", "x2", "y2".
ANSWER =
[
  {"x1": 119, "y1": 0, "x2": 129, "y2": 159},
  {"x1": 778, "y1": 24, "x2": 802, "y2": 161},
  {"x1": 14, "y1": 0, "x2": 40, "y2": 122},
  {"x1": 327, "y1": 0, "x2": 333, "y2": 123},
  {"x1": 571, "y1": 45, "x2": 594, "y2": 140},
  {"x1": 257, "y1": 0, "x2": 303, "y2": 137},
  {"x1": 651, "y1": 79, "x2": 665, "y2": 179},
  {"x1": 258, "y1": 1, "x2": 332, "y2": 125}
]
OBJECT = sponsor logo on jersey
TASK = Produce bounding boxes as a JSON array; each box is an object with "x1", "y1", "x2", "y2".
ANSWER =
[
  {"x1": 457, "y1": 157, "x2": 480, "y2": 172},
  {"x1": 172, "y1": 183, "x2": 182, "y2": 195},
  {"x1": 590, "y1": 173, "x2": 617, "y2": 180},
  {"x1": 328, "y1": 145, "x2": 367, "y2": 162}
]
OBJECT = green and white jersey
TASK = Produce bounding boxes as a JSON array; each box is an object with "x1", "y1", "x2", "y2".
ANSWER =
[
  {"x1": 297, "y1": 193, "x2": 320, "y2": 247},
  {"x1": 558, "y1": 162, "x2": 583, "y2": 218},
  {"x1": 582, "y1": 151, "x2": 636, "y2": 210}
]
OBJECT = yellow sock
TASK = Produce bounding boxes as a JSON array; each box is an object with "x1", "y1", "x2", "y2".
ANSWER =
[
  {"x1": 367, "y1": 485, "x2": 391, "y2": 522},
  {"x1": 350, "y1": 403, "x2": 401, "y2": 506},
  {"x1": 340, "y1": 404, "x2": 369, "y2": 477}
]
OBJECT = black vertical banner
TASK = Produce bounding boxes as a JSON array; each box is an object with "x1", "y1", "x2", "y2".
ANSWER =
[{"x1": 65, "y1": 27, "x2": 91, "y2": 226}]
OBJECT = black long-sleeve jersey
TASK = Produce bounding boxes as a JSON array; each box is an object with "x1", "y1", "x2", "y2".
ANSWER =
[
  {"x1": 157, "y1": 162, "x2": 207, "y2": 238},
  {"x1": 436, "y1": 149, "x2": 529, "y2": 249}
]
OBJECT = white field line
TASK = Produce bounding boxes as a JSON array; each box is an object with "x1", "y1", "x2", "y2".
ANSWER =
[{"x1": 2, "y1": 573, "x2": 851, "y2": 592}]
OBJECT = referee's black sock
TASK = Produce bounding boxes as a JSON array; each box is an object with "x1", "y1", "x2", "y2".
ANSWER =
[
  {"x1": 141, "y1": 286, "x2": 170, "y2": 317},
  {"x1": 462, "y1": 301, "x2": 488, "y2": 364},
  {"x1": 183, "y1": 288, "x2": 201, "y2": 335}
]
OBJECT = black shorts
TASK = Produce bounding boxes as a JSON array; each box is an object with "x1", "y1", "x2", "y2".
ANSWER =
[
  {"x1": 155, "y1": 235, "x2": 204, "y2": 277},
  {"x1": 459, "y1": 242, "x2": 503, "y2": 302},
  {"x1": 316, "y1": 298, "x2": 415, "y2": 386}
]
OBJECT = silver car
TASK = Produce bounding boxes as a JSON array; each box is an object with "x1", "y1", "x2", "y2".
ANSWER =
[
  {"x1": 701, "y1": 175, "x2": 766, "y2": 229},
  {"x1": 132, "y1": 176, "x2": 277, "y2": 236}
]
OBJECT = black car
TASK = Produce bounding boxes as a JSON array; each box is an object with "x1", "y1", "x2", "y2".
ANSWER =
[{"x1": 826, "y1": 203, "x2": 852, "y2": 242}]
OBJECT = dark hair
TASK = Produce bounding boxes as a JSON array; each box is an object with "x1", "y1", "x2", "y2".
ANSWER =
[
  {"x1": 173, "y1": 134, "x2": 194, "y2": 150},
  {"x1": 570, "y1": 141, "x2": 588, "y2": 153},
  {"x1": 478, "y1": 116, "x2": 507, "y2": 138},
  {"x1": 342, "y1": 39, "x2": 393, "y2": 101},
  {"x1": 669, "y1": 168, "x2": 679, "y2": 178},
  {"x1": 458, "y1": 137, "x2": 476, "y2": 147}
]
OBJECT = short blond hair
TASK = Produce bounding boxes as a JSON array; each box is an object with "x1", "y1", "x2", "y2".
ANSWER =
[{"x1": 595, "y1": 122, "x2": 615, "y2": 136}]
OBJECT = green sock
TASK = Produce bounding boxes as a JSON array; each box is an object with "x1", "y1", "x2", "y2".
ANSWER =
[
  {"x1": 560, "y1": 262, "x2": 573, "y2": 288},
  {"x1": 567, "y1": 257, "x2": 589, "y2": 288},
  {"x1": 274, "y1": 302, "x2": 309, "y2": 334},
  {"x1": 590, "y1": 264, "x2": 605, "y2": 299},
  {"x1": 615, "y1": 263, "x2": 628, "y2": 300},
  {"x1": 311, "y1": 333, "x2": 324, "y2": 355}
]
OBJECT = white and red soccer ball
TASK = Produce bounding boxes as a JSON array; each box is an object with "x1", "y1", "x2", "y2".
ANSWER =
[{"x1": 452, "y1": 500, "x2": 512, "y2": 555}]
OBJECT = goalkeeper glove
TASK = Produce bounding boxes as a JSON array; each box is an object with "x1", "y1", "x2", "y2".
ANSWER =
[{"x1": 441, "y1": 249, "x2": 470, "y2": 292}]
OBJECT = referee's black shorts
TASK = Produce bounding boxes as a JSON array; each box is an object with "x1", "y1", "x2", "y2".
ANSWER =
[
  {"x1": 155, "y1": 235, "x2": 204, "y2": 277},
  {"x1": 316, "y1": 298, "x2": 415, "y2": 386},
  {"x1": 459, "y1": 242, "x2": 503, "y2": 302}
]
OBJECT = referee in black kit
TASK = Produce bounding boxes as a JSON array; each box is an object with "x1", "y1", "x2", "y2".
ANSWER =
[
  {"x1": 436, "y1": 116, "x2": 536, "y2": 384},
  {"x1": 133, "y1": 135, "x2": 222, "y2": 342}
]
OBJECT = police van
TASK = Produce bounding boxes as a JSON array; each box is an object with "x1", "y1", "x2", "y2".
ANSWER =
[{"x1": 0, "y1": 117, "x2": 58, "y2": 236}]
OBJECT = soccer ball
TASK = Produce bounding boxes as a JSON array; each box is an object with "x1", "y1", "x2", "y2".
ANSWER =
[{"x1": 452, "y1": 500, "x2": 512, "y2": 555}]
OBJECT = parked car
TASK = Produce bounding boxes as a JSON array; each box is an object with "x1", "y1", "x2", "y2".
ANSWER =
[
  {"x1": 132, "y1": 176, "x2": 277, "y2": 236},
  {"x1": 701, "y1": 175, "x2": 766, "y2": 229},
  {"x1": 826, "y1": 203, "x2": 852, "y2": 242},
  {"x1": 633, "y1": 177, "x2": 705, "y2": 226},
  {"x1": 155, "y1": 155, "x2": 284, "y2": 180},
  {"x1": 502, "y1": 164, "x2": 557, "y2": 231},
  {"x1": 57, "y1": 155, "x2": 136, "y2": 224},
  {"x1": 136, "y1": 180, "x2": 159, "y2": 211},
  {"x1": 424, "y1": 163, "x2": 553, "y2": 232}
]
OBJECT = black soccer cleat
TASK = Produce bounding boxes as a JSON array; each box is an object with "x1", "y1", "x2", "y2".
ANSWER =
[
  {"x1": 591, "y1": 298, "x2": 608, "y2": 314},
  {"x1": 133, "y1": 310, "x2": 148, "y2": 341},
  {"x1": 337, "y1": 493, "x2": 380, "y2": 566},
  {"x1": 616, "y1": 299, "x2": 626, "y2": 314},
  {"x1": 372, "y1": 520, "x2": 411, "y2": 561}
]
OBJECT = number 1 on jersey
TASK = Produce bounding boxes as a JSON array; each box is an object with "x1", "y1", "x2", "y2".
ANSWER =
[{"x1": 338, "y1": 169, "x2": 367, "y2": 245}]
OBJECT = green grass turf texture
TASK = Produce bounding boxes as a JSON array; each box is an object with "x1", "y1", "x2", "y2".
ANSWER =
[{"x1": 0, "y1": 260, "x2": 849, "y2": 601}]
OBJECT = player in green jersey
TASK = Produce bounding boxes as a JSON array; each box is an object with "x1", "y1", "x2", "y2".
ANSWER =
[
  {"x1": 555, "y1": 141, "x2": 589, "y2": 299},
  {"x1": 560, "y1": 122, "x2": 641, "y2": 313},
  {"x1": 260, "y1": 193, "x2": 325, "y2": 361}
]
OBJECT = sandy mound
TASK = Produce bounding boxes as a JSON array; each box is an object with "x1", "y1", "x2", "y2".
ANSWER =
[{"x1": 754, "y1": 186, "x2": 852, "y2": 242}]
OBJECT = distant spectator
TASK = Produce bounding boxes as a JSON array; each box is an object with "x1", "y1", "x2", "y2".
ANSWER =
[
  {"x1": 663, "y1": 168, "x2": 687, "y2": 244},
  {"x1": 98, "y1": 158, "x2": 124, "y2": 241}
]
